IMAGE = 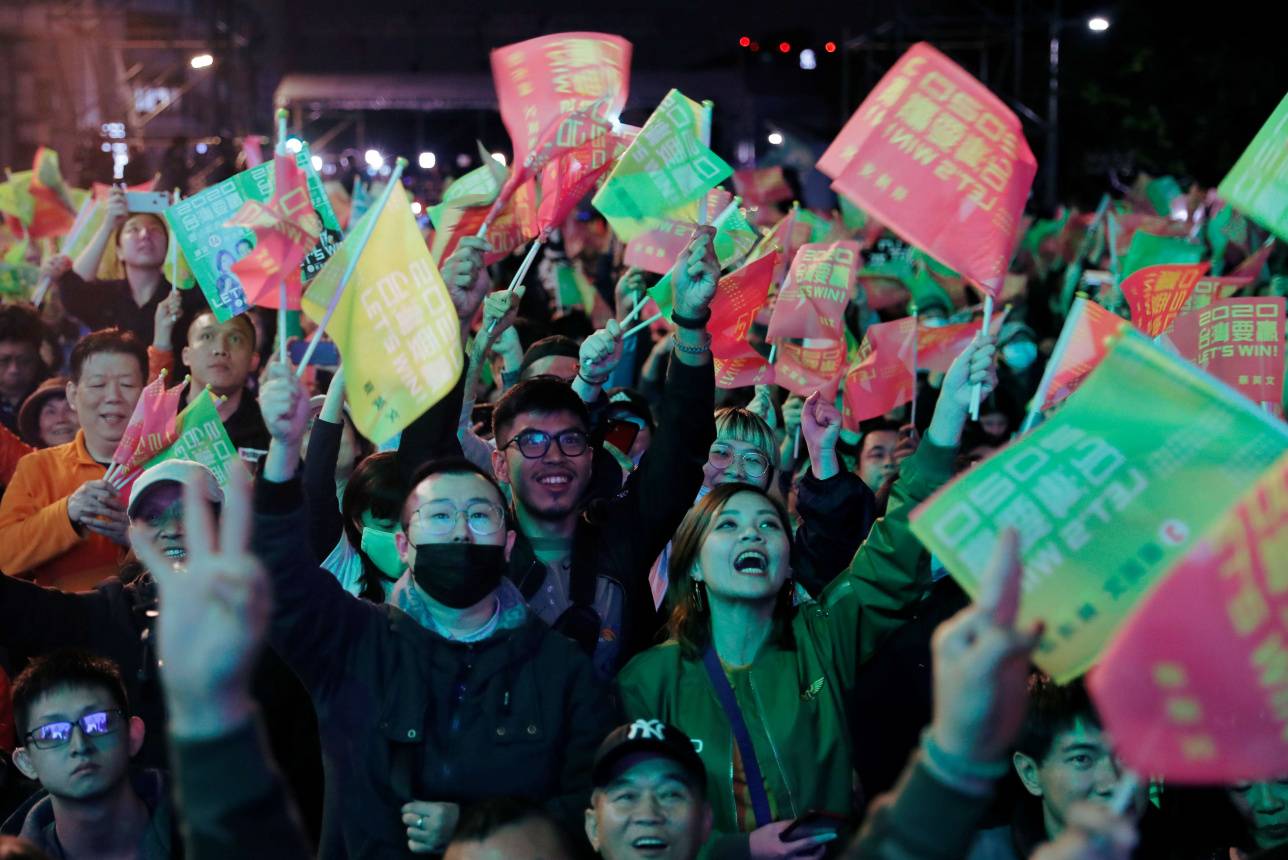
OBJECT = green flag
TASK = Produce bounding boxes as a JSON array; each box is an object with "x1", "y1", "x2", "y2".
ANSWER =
[
  {"x1": 910, "y1": 328, "x2": 1288, "y2": 682},
  {"x1": 838, "y1": 195, "x2": 867, "y2": 232},
  {"x1": 141, "y1": 388, "x2": 243, "y2": 483},
  {"x1": 1218, "y1": 92, "x2": 1288, "y2": 242},
  {"x1": 1119, "y1": 230, "x2": 1202, "y2": 285},
  {"x1": 646, "y1": 204, "x2": 762, "y2": 320},
  {"x1": 1145, "y1": 175, "x2": 1184, "y2": 217},
  {"x1": 593, "y1": 88, "x2": 732, "y2": 241}
]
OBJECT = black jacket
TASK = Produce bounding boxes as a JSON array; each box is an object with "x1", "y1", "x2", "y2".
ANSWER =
[
  {"x1": 791, "y1": 469, "x2": 879, "y2": 596},
  {"x1": 171, "y1": 715, "x2": 311, "y2": 860},
  {"x1": 252, "y1": 475, "x2": 618, "y2": 860},
  {"x1": 0, "y1": 570, "x2": 324, "y2": 840},
  {"x1": 399, "y1": 354, "x2": 716, "y2": 678}
]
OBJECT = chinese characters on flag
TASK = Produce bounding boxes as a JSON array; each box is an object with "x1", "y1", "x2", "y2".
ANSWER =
[
  {"x1": 819, "y1": 43, "x2": 1037, "y2": 297},
  {"x1": 1168, "y1": 297, "x2": 1285, "y2": 410},
  {"x1": 1119, "y1": 262, "x2": 1209, "y2": 336},
  {"x1": 491, "y1": 32, "x2": 631, "y2": 172},
  {"x1": 766, "y1": 241, "x2": 860, "y2": 340},
  {"x1": 1089, "y1": 450, "x2": 1288, "y2": 783},
  {"x1": 224, "y1": 153, "x2": 322, "y2": 309}
]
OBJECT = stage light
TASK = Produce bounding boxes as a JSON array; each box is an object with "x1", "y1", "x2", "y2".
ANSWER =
[
  {"x1": 418, "y1": 151, "x2": 436, "y2": 169},
  {"x1": 1088, "y1": 16, "x2": 1110, "y2": 31},
  {"x1": 824, "y1": 41, "x2": 837, "y2": 53},
  {"x1": 739, "y1": 36, "x2": 751, "y2": 48},
  {"x1": 284, "y1": 137, "x2": 303, "y2": 154},
  {"x1": 768, "y1": 132, "x2": 784, "y2": 146},
  {"x1": 799, "y1": 49, "x2": 817, "y2": 70},
  {"x1": 491, "y1": 152, "x2": 507, "y2": 166},
  {"x1": 310, "y1": 155, "x2": 323, "y2": 171},
  {"x1": 364, "y1": 149, "x2": 383, "y2": 169},
  {"x1": 778, "y1": 41, "x2": 791, "y2": 53},
  {"x1": 411, "y1": 201, "x2": 423, "y2": 215},
  {"x1": 190, "y1": 54, "x2": 214, "y2": 69}
]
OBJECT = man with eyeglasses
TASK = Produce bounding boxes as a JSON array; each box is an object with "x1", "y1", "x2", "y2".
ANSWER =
[
  {"x1": 472, "y1": 232, "x2": 720, "y2": 682},
  {"x1": 252, "y1": 360, "x2": 616, "y2": 858},
  {"x1": 1, "y1": 649, "x2": 174, "y2": 858}
]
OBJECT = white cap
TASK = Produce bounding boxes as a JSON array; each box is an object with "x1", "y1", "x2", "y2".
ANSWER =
[{"x1": 127, "y1": 459, "x2": 223, "y2": 519}]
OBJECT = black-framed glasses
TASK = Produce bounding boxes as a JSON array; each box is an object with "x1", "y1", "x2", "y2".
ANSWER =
[
  {"x1": 24, "y1": 709, "x2": 124, "y2": 750},
  {"x1": 411, "y1": 502, "x2": 506, "y2": 537},
  {"x1": 708, "y1": 444, "x2": 771, "y2": 478},
  {"x1": 501, "y1": 429, "x2": 589, "y2": 460}
]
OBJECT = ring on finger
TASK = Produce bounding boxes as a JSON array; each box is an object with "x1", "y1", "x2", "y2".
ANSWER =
[{"x1": 417, "y1": 815, "x2": 425, "y2": 829}]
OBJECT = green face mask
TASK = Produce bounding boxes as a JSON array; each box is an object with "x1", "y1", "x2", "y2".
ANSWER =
[{"x1": 359, "y1": 526, "x2": 404, "y2": 579}]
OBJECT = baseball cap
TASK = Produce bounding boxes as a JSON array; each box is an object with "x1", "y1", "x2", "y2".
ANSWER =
[
  {"x1": 127, "y1": 459, "x2": 223, "y2": 518},
  {"x1": 605, "y1": 388, "x2": 655, "y2": 432},
  {"x1": 592, "y1": 719, "x2": 706, "y2": 789}
]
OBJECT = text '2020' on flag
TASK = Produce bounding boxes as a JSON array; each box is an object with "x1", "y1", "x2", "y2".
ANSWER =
[
  {"x1": 818, "y1": 42, "x2": 1037, "y2": 297},
  {"x1": 910, "y1": 328, "x2": 1288, "y2": 682},
  {"x1": 593, "y1": 88, "x2": 732, "y2": 241},
  {"x1": 491, "y1": 32, "x2": 631, "y2": 174},
  {"x1": 302, "y1": 185, "x2": 463, "y2": 445}
]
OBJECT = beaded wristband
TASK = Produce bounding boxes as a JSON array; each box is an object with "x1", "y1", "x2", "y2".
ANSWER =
[{"x1": 671, "y1": 332, "x2": 712, "y2": 355}]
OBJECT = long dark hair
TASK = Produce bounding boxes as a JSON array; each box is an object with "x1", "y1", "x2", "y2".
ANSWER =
[
  {"x1": 340, "y1": 452, "x2": 403, "y2": 603},
  {"x1": 665, "y1": 483, "x2": 796, "y2": 659}
]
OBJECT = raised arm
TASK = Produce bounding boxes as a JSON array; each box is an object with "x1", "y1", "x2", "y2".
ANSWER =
[
  {"x1": 132, "y1": 469, "x2": 312, "y2": 860},
  {"x1": 71, "y1": 186, "x2": 129, "y2": 281},
  {"x1": 302, "y1": 365, "x2": 348, "y2": 562},
  {"x1": 821, "y1": 335, "x2": 998, "y2": 686},
  {"x1": 257, "y1": 361, "x2": 376, "y2": 696}
]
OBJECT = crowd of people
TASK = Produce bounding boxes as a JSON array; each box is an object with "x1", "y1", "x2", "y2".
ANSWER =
[{"x1": 0, "y1": 107, "x2": 1285, "y2": 860}]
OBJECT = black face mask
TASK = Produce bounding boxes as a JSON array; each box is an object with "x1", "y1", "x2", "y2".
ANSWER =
[{"x1": 411, "y1": 543, "x2": 506, "y2": 609}]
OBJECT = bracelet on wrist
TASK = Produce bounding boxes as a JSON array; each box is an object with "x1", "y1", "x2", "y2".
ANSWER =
[
  {"x1": 670, "y1": 332, "x2": 711, "y2": 355},
  {"x1": 671, "y1": 306, "x2": 711, "y2": 330},
  {"x1": 578, "y1": 371, "x2": 609, "y2": 387}
]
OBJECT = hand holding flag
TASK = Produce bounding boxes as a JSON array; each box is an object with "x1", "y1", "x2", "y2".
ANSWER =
[
  {"x1": 927, "y1": 335, "x2": 997, "y2": 446},
  {"x1": 578, "y1": 319, "x2": 625, "y2": 384},
  {"x1": 672, "y1": 227, "x2": 719, "y2": 319},
  {"x1": 442, "y1": 236, "x2": 493, "y2": 322}
]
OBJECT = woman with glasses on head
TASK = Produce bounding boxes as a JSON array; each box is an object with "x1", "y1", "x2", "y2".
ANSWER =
[{"x1": 619, "y1": 338, "x2": 998, "y2": 859}]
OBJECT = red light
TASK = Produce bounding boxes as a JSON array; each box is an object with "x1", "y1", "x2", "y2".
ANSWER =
[
  {"x1": 749, "y1": 41, "x2": 760, "y2": 52},
  {"x1": 778, "y1": 41, "x2": 791, "y2": 53},
  {"x1": 739, "y1": 36, "x2": 751, "y2": 47},
  {"x1": 825, "y1": 41, "x2": 837, "y2": 53}
]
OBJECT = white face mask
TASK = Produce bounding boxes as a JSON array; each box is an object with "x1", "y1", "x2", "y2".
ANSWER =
[{"x1": 1002, "y1": 341, "x2": 1038, "y2": 371}]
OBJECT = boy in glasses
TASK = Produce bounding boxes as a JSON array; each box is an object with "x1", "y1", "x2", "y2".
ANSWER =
[
  {"x1": 2, "y1": 650, "x2": 173, "y2": 858},
  {"x1": 254, "y1": 361, "x2": 616, "y2": 858}
]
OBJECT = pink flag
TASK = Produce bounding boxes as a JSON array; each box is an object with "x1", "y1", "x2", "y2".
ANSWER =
[
  {"x1": 491, "y1": 33, "x2": 631, "y2": 173},
  {"x1": 1088, "y1": 451, "x2": 1288, "y2": 784},
  {"x1": 766, "y1": 241, "x2": 860, "y2": 341},
  {"x1": 841, "y1": 318, "x2": 918, "y2": 428},
  {"x1": 1120, "y1": 262, "x2": 1210, "y2": 337},
  {"x1": 1168, "y1": 297, "x2": 1285, "y2": 409},
  {"x1": 110, "y1": 374, "x2": 183, "y2": 485},
  {"x1": 774, "y1": 338, "x2": 845, "y2": 399},
  {"x1": 714, "y1": 350, "x2": 775, "y2": 389},
  {"x1": 623, "y1": 219, "x2": 698, "y2": 275},
  {"x1": 732, "y1": 166, "x2": 793, "y2": 208},
  {"x1": 224, "y1": 153, "x2": 322, "y2": 309},
  {"x1": 710, "y1": 251, "x2": 779, "y2": 358},
  {"x1": 821, "y1": 43, "x2": 1037, "y2": 297},
  {"x1": 1232, "y1": 239, "x2": 1277, "y2": 280},
  {"x1": 1039, "y1": 298, "x2": 1129, "y2": 411}
]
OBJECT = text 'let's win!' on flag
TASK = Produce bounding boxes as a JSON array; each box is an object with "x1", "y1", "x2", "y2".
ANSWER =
[
  {"x1": 302, "y1": 184, "x2": 463, "y2": 445},
  {"x1": 910, "y1": 328, "x2": 1288, "y2": 682}
]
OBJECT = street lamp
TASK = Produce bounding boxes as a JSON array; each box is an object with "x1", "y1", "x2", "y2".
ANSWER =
[
  {"x1": 1045, "y1": 6, "x2": 1111, "y2": 209},
  {"x1": 190, "y1": 54, "x2": 214, "y2": 69}
]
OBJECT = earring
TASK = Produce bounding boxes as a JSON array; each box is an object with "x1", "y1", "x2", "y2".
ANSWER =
[{"x1": 690, "y1": 580, "x2": 705, "y2": 613}]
